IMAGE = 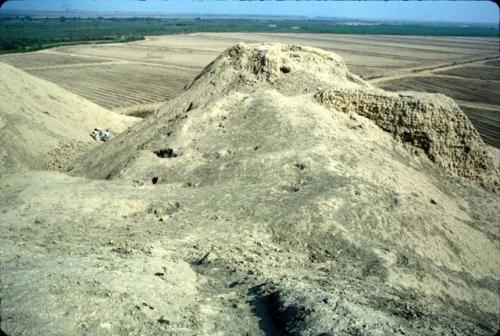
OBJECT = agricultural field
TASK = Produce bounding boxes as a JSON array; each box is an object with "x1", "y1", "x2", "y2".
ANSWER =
[
  {"x1": 485, "y1": 59, "x2": 500, "y2": 67},
  {"x1": 377, "y1": 56, "x2": 500, "y2": 147},
  {"x1": 379, "y1": 75, "x2": 499, "y2": 106},
  {"x1": 380, "y1": 75, "x2": 500, "y2": 105},
  {"x1": 28, "y1": 60, "x2": 198, "y2": 110},
  {"x1": 435, "y1": 65, "x2": 499, "y2": 81},
  {"x1": 460, "y1": 106, "x2": 500, "y2": 147},
  {"x1": 0, "y1": 51, "x2": 109, "y2": 69},
  {"x1": 0, "y1": 32, "x2": 498, "y2": 145}
]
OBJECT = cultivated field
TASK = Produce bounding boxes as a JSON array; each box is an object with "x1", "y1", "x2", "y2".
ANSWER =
[
  {"x1": 0, "y1": 52, "x2": 109, "y2": 69},
  {"x1": 0, "y1": 33, "x2": 498, "y2": 145},
  {"x1": 436, "y1": 64, "x2": 499, "y2": 80},
  {"x1": 379, "y1": 75, "x2": 499, "y2": 106},
  {"x1": 28, "y1": 62, "x2": 196, "y2": 110}
]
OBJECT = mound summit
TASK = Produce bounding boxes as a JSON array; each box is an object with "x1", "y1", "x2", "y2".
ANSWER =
[{"x1": 1, "y1": 44, "x2": 499, "y2": 336}]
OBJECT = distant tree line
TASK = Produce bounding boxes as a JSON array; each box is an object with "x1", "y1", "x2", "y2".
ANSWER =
[{"x1": 0, "y1": 16, "x2": 497, "y2": 54}]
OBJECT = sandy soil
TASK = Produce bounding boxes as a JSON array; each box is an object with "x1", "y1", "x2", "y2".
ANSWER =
[{"x1": 0, "y1": 43, "x2": 499, "y2": 336}]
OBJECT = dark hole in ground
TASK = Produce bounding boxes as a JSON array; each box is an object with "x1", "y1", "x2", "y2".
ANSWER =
[
  {"x1": 142, "y1": 302, "x2": 154, "y2": 310},
  {"x1": 248, "y1": 285, "x2": 307, "y2": 336},
  {"x1": 154, "y1": 148, "x2": 177, "y2": 158},
  {"x1": 186, "y1": 102, "x2": 195, "y2": 112},
  {"x1": 280, "y1": 66, "x2": 291, "y2": 74},
  {"x1": 158, "y1": 317, "x2": 170, "y2": 324},
  {"x1": 152, "y1": 177, "x2": 159, "y2": 184},
  {"x1": 294, "y1": 163, "x2": 306, "y2": 170}
]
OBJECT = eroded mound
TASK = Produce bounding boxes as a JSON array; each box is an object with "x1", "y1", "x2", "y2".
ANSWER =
[
  {"x1": 0, "y1": 62, "x2": 137, "y2": 175},
  {"x1": 315, "y1": 88, "x2": 497, "y2": 185},
  {"x1": 69, "y1": 43, "x2": 496, "y2": 186}
]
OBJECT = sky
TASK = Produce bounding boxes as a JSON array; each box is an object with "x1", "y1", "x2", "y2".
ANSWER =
[{"x1": 1, "y1": 0, "x2": 498, "y2": 24}]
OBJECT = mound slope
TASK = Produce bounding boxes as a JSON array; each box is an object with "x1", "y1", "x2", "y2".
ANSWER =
[{"x1": 0, "y1": 62, "x2": 137, "y2": 175}]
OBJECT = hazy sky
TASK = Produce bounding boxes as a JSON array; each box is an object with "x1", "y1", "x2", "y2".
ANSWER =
[{"x1": 1, "y1": 0, "x2": 498, "y2": 24}]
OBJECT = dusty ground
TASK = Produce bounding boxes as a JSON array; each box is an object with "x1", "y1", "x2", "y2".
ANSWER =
[
  {"x1": 0, "y1": 42, "x2": 499, "y2": 336},
  {"x1": 0, "y1": 33, "x2": 498, "y2": 147}
]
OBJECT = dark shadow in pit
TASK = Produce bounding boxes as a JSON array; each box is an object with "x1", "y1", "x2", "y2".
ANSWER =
[
  {"x1": 0, "y1": 309, "x2": 9, "y2": 335},
  {"x1": 154, "y1": 148, "x2": 177, "y2": 158},
  {"x1": 247, "y1": 285, "x2": 290, "y2": 336}
]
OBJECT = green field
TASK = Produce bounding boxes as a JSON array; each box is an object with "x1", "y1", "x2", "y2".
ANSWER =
[{"x1": 0, "y1": 15, "x2": 498, "y2": 54}]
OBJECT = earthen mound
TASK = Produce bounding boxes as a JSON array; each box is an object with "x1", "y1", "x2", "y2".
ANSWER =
[
  {"x1": 0, "y1": 62, "x2": 137, "y2": 175},
  {"x1": 69, "y1": 43, "x2": 497, "y2": 186},
  {"x1": 315, "y1": 88, "x2": 496, "y2": 185}
]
